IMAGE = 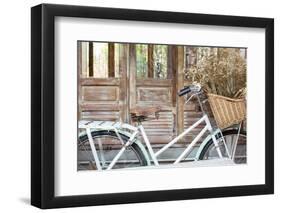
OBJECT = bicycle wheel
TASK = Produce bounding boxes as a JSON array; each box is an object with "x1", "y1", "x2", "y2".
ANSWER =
[
  {"x1": 78, "y1": 130, "x2": 148, "y2": 170},
  {"x1": 198, "y1": 129, "x2": 247, "y2": 164}
]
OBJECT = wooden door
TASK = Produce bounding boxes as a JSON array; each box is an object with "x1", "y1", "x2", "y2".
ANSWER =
[
  {"x1": 78, "y1": 42, "x2": 128, "y2": 123},
  {"x1": 78, "y1": 42, "x2": 188, "y2": 161},
  {"x1": 128, "y1": 45, "x2": 185, "y2": 147}
]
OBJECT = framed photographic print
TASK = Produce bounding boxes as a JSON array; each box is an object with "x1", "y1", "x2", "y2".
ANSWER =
[{"x1": 31, "y1": 3, "x2": 274, "y2": 209}]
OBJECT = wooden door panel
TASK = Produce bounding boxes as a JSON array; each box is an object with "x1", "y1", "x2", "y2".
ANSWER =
[
  {"x1": 81, "y1": 111, "x2": 120, "y2": 121},
  {"x1": 82, "y1": 86, "x2": 119, "y2": 102},
  {"x1": 79, "y1": 78, "x2": 121, "y2": 121},
  {"x1": 135, "y1": 79, "x2": 174, "y2": 144},
  {"x1": 137, "y1": 87, "x2": 172, "y2": 104},
  {"x1": 79, "y1": 44, "x2": 128, "y2": 123}
]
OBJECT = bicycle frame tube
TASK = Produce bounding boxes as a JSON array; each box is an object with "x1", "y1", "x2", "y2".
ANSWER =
[
  {"x1": 204, "y1": 114, "x2": 223, "y2": 158},
  {"x1": 106, "y1": 130, "x2": 139, "y2": 170},
  {"x1": 174, "y1": 125, "x2": 208, "y2": 164},
  {"x1": 155, "y1": 114, "x2": 211, "y2": 157},
  {"x1": 138, "y1": 125, "x2": 159, "y2": 166},
  {"x1": 86, "y1": 128, "x2": 102, "y2": 170},
  {"x1": 138, "y1": 114, "x2": 220, "y2": 165},
  {"x1": 231, "y1": 122, "x2": 242, "y2": 159}
]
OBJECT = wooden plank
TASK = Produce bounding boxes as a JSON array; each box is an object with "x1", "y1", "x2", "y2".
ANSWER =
[
  {"x1": 119, "y1": 44, "x2": 128, "y2": 122},
  {"x1": 81, "y1": 111, "x2": 119, "y2": 121},
  {"x1": 82, "y1": 86, "x2": 118, "y2": 101},
  {"x1": 176, "y1": 46, "x2": 185, "y2": 135},
  {"x1": 184, "y1": 102, "x2": 197, "y2": 111},
  {"x1": 80, "y1": 78, "x2": 120, "y2": 86},
  {"x1": 81, "y1": 103, "x2": 120, "y2": 111},
  {"x1": 148, "y1": 44, "x2": 154, "y2": 78},
  {"x1": 108, "y1": 43, "x2": 115, "y2": 77},
  {"x1": 81, "y1": 42, "x2": 89, "y2": 77},
  {"x1": 81, "y1": 104, "x2": 170, "y2": 112},
  {"x1": 129, "y1": 44, "x2": 137, "y2": 110},
  {"x1": 167, "y1": 45, "x2": 173, "y2": 79},
  {"x1": 170, "y1": 46, "x2": 178, "y2": 137},
  {"x1": 88, "y1": 42, "x2": 93, "y2": 77},
  {"x1": 136, "y1": 111, "x2": 174, "y2": 144},
  {"x1": 136, "y1": 79, "x2": 172, "y2": 86},
  {"x1": 131, "y1": 105, "x2": 172, "y2": 111},
  {"x1": 171, "y1": 46, "x2": 178, "y2": 107},
  {"x1": 137, "y1": 87, "x2": 172, "y2": 104}
]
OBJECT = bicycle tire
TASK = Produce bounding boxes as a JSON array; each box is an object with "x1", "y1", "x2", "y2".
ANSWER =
[
  {"x1": 198, "y1": 129, "x2": 247, "y2": 163},
  {"x1": 78, "y1": 130, "x2": 148, "y2": 170}
]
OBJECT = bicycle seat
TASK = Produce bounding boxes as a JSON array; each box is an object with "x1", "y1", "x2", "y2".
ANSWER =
[{"x1": 130, "y1": 106, "x2": 161, "y2": 122}]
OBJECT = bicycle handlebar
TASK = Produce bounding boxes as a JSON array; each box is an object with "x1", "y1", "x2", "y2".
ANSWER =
[
  {"x1": 178, "y1": 84, "x2": 201, "y2": 97},
  {"x1": 178, "y1": 86, "x2": 192, "y2": 96}
]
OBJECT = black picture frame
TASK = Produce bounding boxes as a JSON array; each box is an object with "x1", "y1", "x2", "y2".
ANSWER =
[{"x1": 31, "y1": 3, "x2": 274, "y2": 209}]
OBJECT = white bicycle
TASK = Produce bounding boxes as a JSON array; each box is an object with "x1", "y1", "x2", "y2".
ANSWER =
[{"x1": 78, "y1": 84, "x2": 246, "y2": 171}]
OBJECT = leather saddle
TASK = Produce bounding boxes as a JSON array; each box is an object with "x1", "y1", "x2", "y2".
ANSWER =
[{"x1": 130, "y1": 106, "x2": 161, "y2": 122}]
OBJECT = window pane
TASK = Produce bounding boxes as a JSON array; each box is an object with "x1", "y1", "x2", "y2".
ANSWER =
[
  {"x1": 114, "y1": 43, "x2": 120, "y2": 77},
  {"x1": 136, "y1": 44, "x2": 148, "y2": 78},
  {"x1": 93, "y1": 42, "x2": 108, "y2": 78},
  {"x1": 153, "y1": 45, "x2": 168, "y2": 79}
]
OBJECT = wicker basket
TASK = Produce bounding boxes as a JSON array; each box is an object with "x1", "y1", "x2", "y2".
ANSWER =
[{"x1": 207, "y1": 93, "x2": 246, "y2": 129}]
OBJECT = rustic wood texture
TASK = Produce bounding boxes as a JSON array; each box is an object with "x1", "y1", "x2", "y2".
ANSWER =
[
  {"x1": 176, "y1": 46, "x2": 185, "y2": 136},
  {"x1": 167, "y1": 46, "x2": 174, "y2": 79},
  {"x1": 108, "y1": 43, "x2": 115, "y2": 77},
  {"x1": 137, "y1": 87, "x2": 172, "y2": 104},
  {"x1": 119, "y1": 44, "x2": 129, "y2": 122},
  {"x1": 170, "y1": 46, "x2": 178, "y2": 138},
  {"x1": 79, "y1": 41, "x2": 122, "y2": 122},
  {"x1": 81, "y1": 111, "x2": 119, "y2": 121},
  {"x1": 171, "y1": 46, "x2": 178, "y2": 107},
  {"x1": 130, "y1": 106, "x2": 161, "y2": 117},
  {"x1": 135, "y1": 77, "x2": 174, "y2": 143},
  {"x1": 82, "y1": 86, "x2": 118, "y2": 102},
  {"x1": 81, "y1": 42, "x2": 89, "y2": 77},
  {"x1": 129, "y1": 44, "x2": 137, "y2": 110},
  {"x1": 88, "y1": 42, "x2": 93, "y2": 77},
  {"x1": 148, "y1": 44, "x2": 154, "y2": 78},
  {"x1": 136, "y1": 79, "x2": 172, "y2": 87},
  {"x1": 78, "y1": 42, "x2": 82, "y2": 77},
  {"x1": 81, "y1": 103, "x2": 120, "y2": 111},
  {"x1": 80, "y1": 78, "x2": 120, "y2": 86},
  {"x1": 141, "y1": 111, "x2": 174, "y2": 143}
]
